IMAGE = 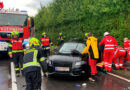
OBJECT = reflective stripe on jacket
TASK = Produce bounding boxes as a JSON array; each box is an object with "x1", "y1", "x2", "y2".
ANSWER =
[
  {"x1": 114, "y1": 46, "x2": 126, "y2": 57},
  {"x1": 99, "y1": 35, "x2": 118, "y2": 51},
  {"x1": 41, "y1": 37, "x2": 50, "y2": 46},
  {"x1": 124, "y1": 41, "x2": 130, "y2": 51},
  {"x1": 11, "y1": 38, "x2": 24, "y2": 50},
  {"x1": 8, "y1": 38, "x2": 25, "y2": 54},
  {"x1": 23, "y1": 47, "x2": 46, "y2": 73},
  {"x1": 59, "y1": 35, "x2": 64, "y2": 40}
]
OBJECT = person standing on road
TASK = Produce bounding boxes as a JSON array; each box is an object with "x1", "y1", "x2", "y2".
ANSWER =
[
  {"x1": 99, "y1": 32, "x2": 118, "y2": 72},
  {"x1": 82, "y1": 32, "x2": 99, "y2": 82},
  {"x1": 23, "y1": 37, "x2": 47, "y2": 90},
  {"x1": 40, "y1": 32, "x2": 53, "y2": 57},
  {"x1": 58, "y1": 32, "x2": 65, "y2": 46},
  {"x1": 8, "y1": 30, "x2": 25, "y2": 77}
]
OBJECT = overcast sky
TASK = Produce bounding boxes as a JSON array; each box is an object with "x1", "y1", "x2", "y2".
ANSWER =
[{"x1": 1, "y1": 0, "x2": 53, "y2": 16}]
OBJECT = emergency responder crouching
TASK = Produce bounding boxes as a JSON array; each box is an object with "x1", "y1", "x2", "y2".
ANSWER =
[
  {"x1": 8, "y1": 30, "x2": 25, "y2": 77},
  {"x1": 113, "y1": 46, "x2": 127, "y2": 70},
  {"x1": 23, "y1": 37, "x2": 48, "y2": 90},
  {"x1": 40, "y1": 32, "x2": 53, "y2": 57}
]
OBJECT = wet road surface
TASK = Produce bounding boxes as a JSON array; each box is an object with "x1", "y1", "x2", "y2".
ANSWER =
[
  {"x1": 0, "y1": 54, "x2": 130, "y2": 90},
  {"x1": 41, "y1": 73, "x2": 130, "y2": 90},
  {"x1": 0, "y1": 54, "x2": 10, "y2": 90},
  {"x1": 17, "y1": 71, "x2": 130, "y2": 90}
]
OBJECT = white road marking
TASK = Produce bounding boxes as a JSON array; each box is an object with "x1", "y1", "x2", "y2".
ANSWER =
[
  {"x1": 11, "y1": 62, "x2": 18, "y2": 90},
  {"x1": 108, "y1": 72, "x2": 130, "y2": 83}
]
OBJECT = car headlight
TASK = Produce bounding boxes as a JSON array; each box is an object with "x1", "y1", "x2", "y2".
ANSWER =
[{"x1": 75, "y1": 62, "x2": 82, "y2": 66}]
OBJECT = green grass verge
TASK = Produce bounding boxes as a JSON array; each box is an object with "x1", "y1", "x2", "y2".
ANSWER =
[{"x1": 112, "y1": 69, "x2": 130, "y2": 77}]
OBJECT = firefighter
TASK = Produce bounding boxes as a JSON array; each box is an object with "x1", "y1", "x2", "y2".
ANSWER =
[
  {"x1": 82, "y1": 32, "x2": 99, "y2": 82},
  {"x1": 85, "y1": 33, "x2": 88, "y2": 39},
  {"x1": 23, "y1": 37, "x2": 47, "y2": 90},
  {"x1": 40, "y1": 32, "x2": 53, "y2": 57},
  {"x1": 58, "y1": 32, "x2": 65, "y2": 46},
  {"x1": 8, "y1": 30, "x2": 25, "y2": 77},
  {"x1": 113, "y1": 46, "x2": 127, "y2": 69},
  {"x1": 99, "y1": 32, "x2": 118, "y2": 72}
]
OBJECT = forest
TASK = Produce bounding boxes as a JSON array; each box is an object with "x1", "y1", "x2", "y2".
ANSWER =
[{"x1": 34, "y1": 0, "x2": 130, "y2": 46}]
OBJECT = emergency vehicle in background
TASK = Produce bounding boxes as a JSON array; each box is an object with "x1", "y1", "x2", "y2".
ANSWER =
[{"x1": 0, "y1": 2, "x2": 34, "y2": 52}]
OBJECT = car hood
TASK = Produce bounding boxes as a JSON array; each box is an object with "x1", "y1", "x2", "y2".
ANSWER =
[{"x1": 48, "y1": 55, "x2": 81, "y2": 62}]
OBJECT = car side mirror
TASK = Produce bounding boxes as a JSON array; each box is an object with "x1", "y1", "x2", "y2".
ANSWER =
[{"x1": 71, "y1": 50, "x2": 82, "y2": 57}]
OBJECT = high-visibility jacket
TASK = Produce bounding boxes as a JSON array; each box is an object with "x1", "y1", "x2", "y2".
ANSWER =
[
  {"x1": 113, "y1": 46, "x2": 126, "y2": 59},
  {"x1": 126, "y1": 49, "x2": 130, "y2": 61},
  {"x1": 97, "y1": 62, "x2": 104, "y2": 68},
  {"x1": 82, "y1": 36, "x2": 99, "y2": 60},
  {"x1": 23, "y1": 46, "x2": 46, "y2": 73},
  {"x1": 8, "y1": 38, "x2": 25, "y2": 54},
  {"x1": 99, "y1": 35, "x2": 118, "y2": 51},
  {"x1": 41, "y1": 37, "x2": 50, "y2": 46},
  {"x1": 124, "y1": 41, "x2": 130, "y2": 51},
  {"x1": 59, "y1": 35, "x2": 64, "y2": 41}
]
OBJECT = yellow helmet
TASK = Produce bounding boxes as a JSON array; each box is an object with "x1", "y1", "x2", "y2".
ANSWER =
[
  {"x1": 42, "y1": 32, "x2": 46, "y2": 36},
  {"x1": 59, "y1": 33, "x2": 62, "y2": 35},
  {"x1": 29, "y1": 37, "x2": 40, "y2": 47},
  {"x1": 85, "y1": 33, "x2": 88, "y2": 36},
  {"x1": 12, "y1": 30, "x2": 19, "y2": 36}
]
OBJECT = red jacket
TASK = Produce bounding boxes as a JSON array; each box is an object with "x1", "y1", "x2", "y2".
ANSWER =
[
  {"x1": 11, "y1": 38, "x2": 23, "y2": 50},
  {"x1": 41, "y1": 37, "x2": 50, "y2": 46},
  {"x1": 124, "y1": 41, "x2": 130, "y2": 51},
  {"x1": 113, "y1": 46, "x2": 126, "y2": 59},
  {"x1": 99, "y1": 35, "x2": 118, "y2": 51}
]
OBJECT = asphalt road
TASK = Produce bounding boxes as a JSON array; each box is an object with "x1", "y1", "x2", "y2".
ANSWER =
[
  {"x1": 17, "y1": 72, "x2": 130, "y2": 90},
  {"x1": 0, "y1": 54, "x2": 130, "y2": 90},
  {"x1": 0, "y1": 53, "x2": 10, "y2": 90}
]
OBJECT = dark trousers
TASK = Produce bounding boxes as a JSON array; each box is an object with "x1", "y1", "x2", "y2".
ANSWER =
[
  {"x1": 41, "y1": 60, "x2": 48, "y2": 73},
  {"x1": 25, "y1": 70, "x2": 41, "y2": 90},
  {"x1": 42, "y1": 46, "x2": 50, "y2": 57},
  {"x1": 59, "y1": 40, "x2": 64, "y2": 46},
  {"x1": 12, "y1": 52, "x2": 24, "y2": 75},
  {"x1": 45, "y1": 49, "x2": 50, "y2": 57}
]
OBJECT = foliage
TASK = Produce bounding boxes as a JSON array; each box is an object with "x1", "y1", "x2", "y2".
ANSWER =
[{"x1": 34, "y1": 0, "x2": 130, "y2": 46}]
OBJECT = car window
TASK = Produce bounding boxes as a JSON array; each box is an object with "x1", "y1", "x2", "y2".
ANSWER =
[
  {"x1": 59, "y1": 43, "x2": 85, "y2": 54},
  {"x1": 76, "y1": 44, "x2": 86, "y2": 53}
]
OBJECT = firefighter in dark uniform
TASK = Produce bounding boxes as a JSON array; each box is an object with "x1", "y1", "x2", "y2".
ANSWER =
[
  {"x1": 8, "y1": 30, "x2": 25, "y2": 77},
  {"x1": 23, "y1": 37, "x2": 47, "y2": 90},
  {"x1": 40, "y1": 32, "x2": 53, "y2": 57},
  {"x1": 58, "y1": 33, "x2": 65, "y2": 46}
]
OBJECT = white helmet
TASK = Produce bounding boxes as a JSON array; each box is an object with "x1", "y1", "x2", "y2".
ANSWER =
[{"x1": 104, "y1": 32, "x2": 109, "y2": 37}]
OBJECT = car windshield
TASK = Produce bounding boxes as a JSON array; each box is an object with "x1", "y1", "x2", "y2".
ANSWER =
[
  {"x1": 59, "y1": 43, "x2": 85, "y2": 54},
  {"x1": 0, "y1": 13, "x2": 27, "y2": 26}
]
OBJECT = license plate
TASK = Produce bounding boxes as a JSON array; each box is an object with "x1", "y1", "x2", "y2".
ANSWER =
[
  {"x1": 0, "y1": 42, "x2": 8, "y2": 51},
  {"x1": 55, "y1": 67, "x2": 70, "y2": 71}
]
